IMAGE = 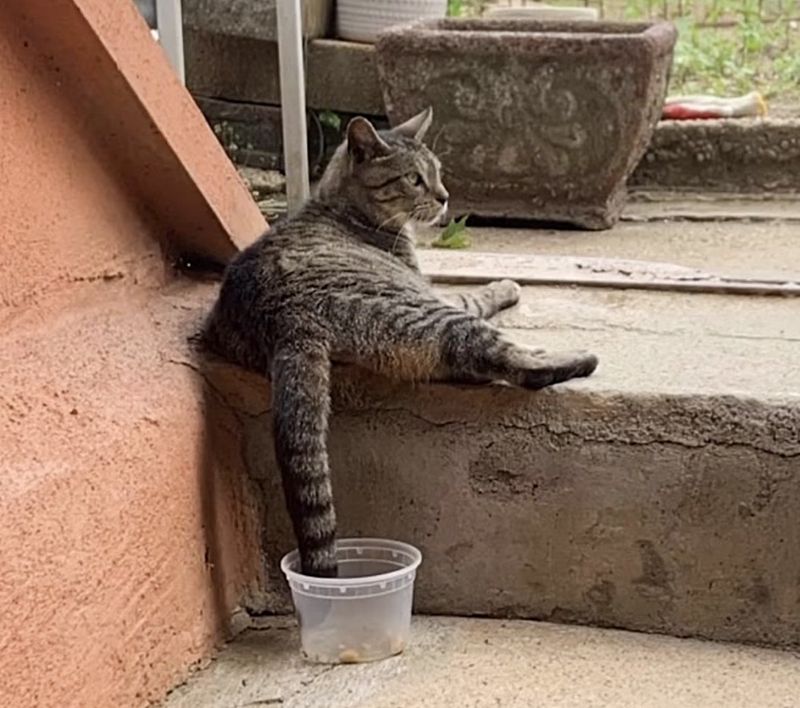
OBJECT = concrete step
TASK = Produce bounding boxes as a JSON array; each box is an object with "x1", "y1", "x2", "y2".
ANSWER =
[
  {"x1": 198, "y1": 216, "x2": 800, "y2": 650},
  {"x1": 428, "y1": 212, "x2": 800, "y2": 282},
  {"x1": 163, "y1": 616, "x2": 800, "y2": 708}
]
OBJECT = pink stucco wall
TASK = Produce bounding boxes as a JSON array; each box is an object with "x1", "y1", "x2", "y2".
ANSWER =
[{"x1": 0, "y1": 2, "x2": 266, "y2": 706}]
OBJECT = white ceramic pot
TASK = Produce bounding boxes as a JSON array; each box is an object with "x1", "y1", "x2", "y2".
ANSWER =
[
  {"x1": 337, "y1": 0, "x2": 448, "y2": 44},
  {"x1": 485, "y1": 5, "x2": 599, "y2": 21}
]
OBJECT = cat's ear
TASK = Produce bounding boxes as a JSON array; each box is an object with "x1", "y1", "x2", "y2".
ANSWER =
[
  {"x1": 346, "y1": 117, "x2": 392, "y2": 163},
  {"x1": 391, "y1": 107, "x2": 433, "y2": 142}
]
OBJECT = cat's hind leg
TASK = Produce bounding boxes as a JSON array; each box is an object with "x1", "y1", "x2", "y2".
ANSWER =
[
  {"x1": 438, "y1": 316, "x2": 598, "y2": 389},
  {"x1": 337, "y1": 296, "x2": 596, "y2": 388}
]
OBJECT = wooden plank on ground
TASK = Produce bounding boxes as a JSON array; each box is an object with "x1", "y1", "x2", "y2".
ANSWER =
[{"x1": 419, "y1": 250, "x2": 800, "y2": 297}]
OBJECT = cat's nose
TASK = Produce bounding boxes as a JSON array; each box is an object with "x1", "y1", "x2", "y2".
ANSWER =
[{"x1": 435, "y1": 188, "x2": 449, "y2": 206}]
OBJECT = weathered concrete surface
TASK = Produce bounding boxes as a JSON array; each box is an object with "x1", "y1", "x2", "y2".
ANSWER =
[
  {"x1": 183, "y1": 0, "x2": 333, "y2": 42},
  {"x1": 419, "y1": 249, "x2": 799, "y2": 297},
  {"x1": 195, "y1": 96, "x2": 328, "y2": 173},
  {"x1": 192, "y1": 251, "x2": 800, "y2": 646},
  {"x1": 436, "y1": 214, "x2": 800, "y2": 281},
  {"x1": 237, "y1": 166, "x2": 285, "y2": 199},
  {"x1": 164, "y1": 211, "x2": 800, "y2": 650},
  {"x1": 375, "y1": 19, "x2": 676, "y2": 229},
  {"x1": 305, "y1": 40, "x2": 387, "y2": 117},
  {"x1": 0, "y1": 284, "x2": 264, "y2": 708},
  {"x1": 164, "y1": 616, "x2": 800, "y2": 708},
  {"x1": 186, "y1": 31, "x2": 385, "y2": 116},
  {"x1": 631, "y1": 118, "x2": 800, "y2": 193},
  {"x1": 626, "y1": 191, "x2": 800, "y2": 224}
]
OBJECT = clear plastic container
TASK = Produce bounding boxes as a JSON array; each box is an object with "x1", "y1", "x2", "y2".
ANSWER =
[{"x1": 280, "y1": 538, "x2": 422, "y2": 664}]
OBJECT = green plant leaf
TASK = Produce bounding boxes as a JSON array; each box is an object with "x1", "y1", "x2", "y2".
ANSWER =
[
  {"x1": 431, "y1": 215, "x2": 471, "y2": 249},
  {"x1": 318, "y1": 110, "x2": 342, "y2": 132}
]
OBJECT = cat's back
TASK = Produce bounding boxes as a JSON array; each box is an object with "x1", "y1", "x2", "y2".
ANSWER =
[{"x1": 227, "y1": 202, "x2": 418, "y2": 292}]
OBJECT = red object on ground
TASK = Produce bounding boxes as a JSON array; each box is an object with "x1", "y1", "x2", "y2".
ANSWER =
[
  {"x1": 661, "y1": 92, "x2": 767, "y2": 120},
  {"x1": 662, "y1": 104, "x2": 730, "y2": 120}
]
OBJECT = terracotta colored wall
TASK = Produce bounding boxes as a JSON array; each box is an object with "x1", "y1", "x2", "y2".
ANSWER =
[
  {"x1": 0, "y1": 2, "x2": 266, "y2": 706},
  {"x1": 1, "y1": 286, "x2": 265, "y2": 708},
  {"x1": 0, "y1": 6, "x2": 163, "y2": 313}
]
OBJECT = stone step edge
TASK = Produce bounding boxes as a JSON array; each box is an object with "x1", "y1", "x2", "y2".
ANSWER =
[
  {"x1": 203, "y1": 359, "x2": 800, "y2": 464},
  {"x1": 201, "y1": 360, "x2": 800, "y2": 649}
]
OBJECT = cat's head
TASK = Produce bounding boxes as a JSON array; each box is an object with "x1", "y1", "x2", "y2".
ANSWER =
[{"x1": 317, "y1": 108, "x2": 449, "y2": 231}]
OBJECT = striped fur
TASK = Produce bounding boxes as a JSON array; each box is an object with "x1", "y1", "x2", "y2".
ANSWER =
[{"x1": 204, "y1": 109, "x2": 598, "y2": 576}]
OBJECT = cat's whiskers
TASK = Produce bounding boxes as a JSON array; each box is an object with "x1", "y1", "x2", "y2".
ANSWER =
[
  {"x1": 431, "y1": 126, "x2": 445, "y2": 153},
  {"x1": 374, "y1": 212, "x2": 404, "y2": 234},
  {"x1": 389, "y1": 215, "x2": 415, "y2": 255},
  {"x1": 392, "y1": 206, "x2": 432, "y2": 255},
  {"x1": 371, "y1": 211, "x2": 413, "y2": 256}
]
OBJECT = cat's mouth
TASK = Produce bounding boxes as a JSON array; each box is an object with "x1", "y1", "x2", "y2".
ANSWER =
[
  {"x1": 409, "y1": 203, "x2": 449, "y2": 230},
  {"x1": 429, "y1": 203, "x2": 449, "y2": 227}
]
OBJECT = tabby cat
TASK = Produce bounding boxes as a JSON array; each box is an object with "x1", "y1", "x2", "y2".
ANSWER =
[{"x1": 203, "y1": 108, "x2": 598, "y2": 577}]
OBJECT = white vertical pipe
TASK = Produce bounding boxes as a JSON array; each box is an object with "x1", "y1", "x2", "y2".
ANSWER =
[
  {"x1": 156, "y1": 0, "x2": 185, "y2": 84},
  {"x1": 276, "y1": 0, "x2": 310, "y2": 214}
]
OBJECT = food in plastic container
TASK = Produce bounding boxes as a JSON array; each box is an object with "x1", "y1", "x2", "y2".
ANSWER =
[{"x1": 281, "y1": 538, "x2": 422, "y2": 664}]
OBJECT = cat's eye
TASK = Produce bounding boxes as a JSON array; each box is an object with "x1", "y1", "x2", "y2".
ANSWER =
[{"x1": 408, "y1": 172, "x2": 425, "y2": 187}]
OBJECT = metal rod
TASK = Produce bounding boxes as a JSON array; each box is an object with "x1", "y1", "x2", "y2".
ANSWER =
[
  {"x1": 155, "y1": 0, "x2": 185, "y2": 84},
  {"x1": 276, "y1": 0, "x2": 310, "y2": 215}
]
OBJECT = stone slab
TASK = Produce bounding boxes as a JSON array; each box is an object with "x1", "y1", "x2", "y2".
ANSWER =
[
  {"x1": 630, "y1": 118, "x2": 800, "y2": 193},
  {"x1": 194, "y1": 273, "x2": 800, "y2": 648},
  {"x1": 194, "y1": 96, "x2": 320, "y2": 172},
  {"x1": 164, "y1": 616, "x2": 800, "y2": 708},
  {"x1": 308, "y1": 39, "x2": 386, "y2": 117},
  {"x1": 185, "y1": 31, "x2": 385, "y2": 116},
  {"x1": 442, "y1": 217, "x2": 800, "y2": 282},
  {"x1": 182, "y1": 0, "x2": 333, "y2": 42},
  {"x1": 170, "y1": 212, "x2": 800, "y2": 649},
  {"x1": 626, "y1": 191, "x2": 800, "y2": 222}
]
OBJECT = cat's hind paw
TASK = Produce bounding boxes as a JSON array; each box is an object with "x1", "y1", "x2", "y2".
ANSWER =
[{"x1": 520, "y1": 350, "x2": 598, "y2": 390}]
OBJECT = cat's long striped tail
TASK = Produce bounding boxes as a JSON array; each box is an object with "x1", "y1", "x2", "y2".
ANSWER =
[{"x1": 271, "y1": 340, "x2": 338, "y2": 577}]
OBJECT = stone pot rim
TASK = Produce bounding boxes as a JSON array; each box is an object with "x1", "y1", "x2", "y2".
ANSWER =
[{"x1": 377, "y1": 17, "x2": 677, "y2": 46}]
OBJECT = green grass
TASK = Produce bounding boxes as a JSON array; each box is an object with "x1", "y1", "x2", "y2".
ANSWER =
[
  {"x1": 447, "y1": 0, "x2": 490, "y2": 16},
  {"x1": 448, "y1": 0, "x2": 800, "y2": 103}
]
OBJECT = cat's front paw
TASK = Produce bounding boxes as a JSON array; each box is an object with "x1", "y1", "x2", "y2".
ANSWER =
[{"x1": 488, "y1": 279, "x2": 522, "y2": 311}]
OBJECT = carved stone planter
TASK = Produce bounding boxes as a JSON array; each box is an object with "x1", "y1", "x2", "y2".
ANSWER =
[{"x1": 376, "y1": 19, "x2": 677, "y2": 229}]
